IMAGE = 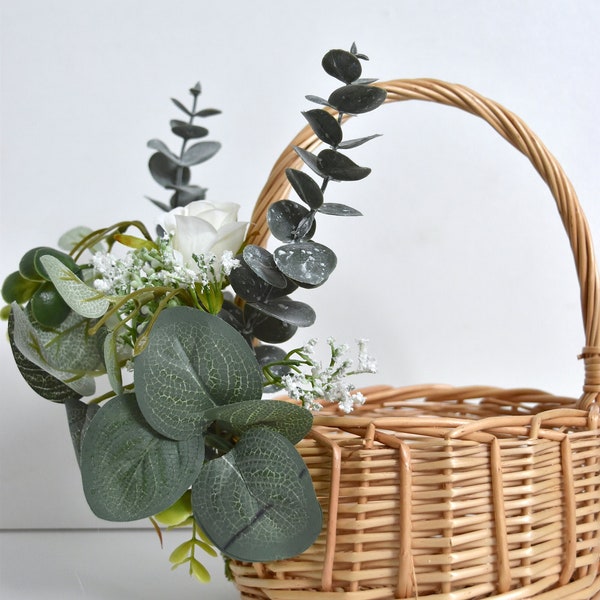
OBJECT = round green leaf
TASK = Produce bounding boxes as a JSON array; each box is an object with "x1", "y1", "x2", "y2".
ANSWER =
[
  {"x1": 180, "y1": 141, "x2": 221, "y2": 167},
  {"x1": 1, "y1": 271, "x2": 39, "y2": 304},
  {"x1": 134, "y1": 307, "x2": 263, "y2": 440},
  {"x1": 267, "y1": 200, "x2": 316, "y2": 243},
  {"x1": 81, "y1": 393, "x2": 205, "y2": 522},
  {"x1": 322, "y1": 49, "x2": 362, "y2": 84},
  {"x1": 328, "y1": 84, "x2": 387, "y2": 115},
  {"x1": 285, "y1": 169, "x2": 324, "y2": 210},
  {"x1": 301, "y1": 109, "x2": 343, "y2": 148},
  {"x1": 170, "y1": 120, "x2": 209, "y2": 140},
  {"x1": 192, "y1": 427, "x2": 322, "y2": 561},
  {"x1": 19, "y1": 246, "x2": 78, "y2": 282},
  {"x1": 244, "y1": 305, "x2": 298, "y2": 344},
  {"x1": 317, "y1": 149, "x2": 371, "y2": 181},
  {"x1": 242, "y1": 246, "x2": 287, "y2": 288},
  {"x1": 273, "y1": 242, "x2": 337, "y2": 286},
  {"x1": 249, "y1": 296, "x2": 316, "y2": 327},
  {"x1": 148, "y1": 152, "x2": 191, "y2": 188}
]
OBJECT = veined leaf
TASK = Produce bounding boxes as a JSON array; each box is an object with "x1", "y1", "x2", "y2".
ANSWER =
[
  {"x1": 192, "y1": 427, "x2": 322, "y2": 562},
  {"x1": 80, "y1": 393, "x2": 205, "y2": 521},
  {"x1": 206, "y1": 400, "x2": 312, "y2": 444},
  {"x1": 65, "y1": 398, "x2": 100, "y2": 465},
  {"x1": 9, "y1": 303, "x2": 95, "y2": 397},
  {"x1": 40, "y1": 255, "x2": 110, "y2": 319},
  {"x1": 134, "y1": 307, "x2": 263, "y2": 440}
]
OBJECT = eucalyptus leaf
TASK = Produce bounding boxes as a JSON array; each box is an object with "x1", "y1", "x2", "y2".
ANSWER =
[
  {"x1": 293, "y1": 147, "x2": 327, "y2": 179},
  {"x1": 170, "y1": 120, "x2": 209, "y2": 140},
  {"x1": 9, "y1": 303, "x2": 95, "y2": 397},
  {"x1": 134, "y1": 307, "x2": 263, "y2": 440},
  {"x1": 40, "y1": 255, "x2": 110, "y2": 319},
  {"x1": 146, "y1": 197, "x2": 171, "y2": 212},
  {"x1": 242, "y1": 246, "x2": 287, "y2": 288},
  {"x1": 194, "y1": 108, "x2": 221, "y2": 117},
  {"x1": 171, "y1": 97, "x2": 192, "y2": 116},
  {"x1": 58, "y1": 226, "x2": 106, "y2": 254},
  {"x1": 149, "y1": 153, "x2": 191, "y2": 188},
  {"x1": 244, "y1": 305, "x2": 298, "y2": 344},
  {"x1": 81, "y1": 393, "x2": 205, "y2": 521},
  {"x1": 206, "y1": 399, "x2": 312, "y2": 444},
  {"x1": 103, "y1": 330, "x2": 123, "y2": 395},
  {"x1": 169, "y1": 184, "x2": 208, "y2": 206},
  {"x1": 301, "y1": 109, "x2": 343, "y2": 147},
  {"x1": 229, "y1": 260, "x2": 280, "y2": 303},
  {"x1": 318, "y1": 203, "x2": 362, "y2": 216},
  {"x1": 267, "y1": 200, "x2": 316, "y2": 242},
  {"x1": 285, "y1": 169, "x2": 323, "y2": 209},
  {"x1": 274, "y1": 242, "x2": 337, "y2": 286},
  {"x1": 19, "y1": 246, "x2": 79, "y2": 282},
  {"x1": 1, "y1": 271, "x2": 38, "y2": 304},
  {"x1": 7, "y1": 308, "x2": 82, "y2": 403},
  {"x1": 305, "y1": 95, "x2": 332, "y2": 108},
  {"x1": 249, "y1": 297, "x2": 316, "y2": 327},
  {"x1": 180, "y1": 141, "x2": 221, "y2": 167},
  {"x1": 338, "y1": 133, "x2": 382, "y2": 149},
  {"x1": 65, "y1": 398, "x2": 100, "y2": 465},
  {"x1": 321, "y1": 49, "x2": 362, "y2": 84},
  {"x1": 317, "y1": 149, "x2": 371, "y2": 181},
  {"x1": 192, "y1": 427, "x2": 322, "y2": 561},
  {"x1": 147, "y1": 139, "x2": 181, "y2": 165},
  {"x1": 328, "y1": 84, "x2": 387, "y2": 115}
]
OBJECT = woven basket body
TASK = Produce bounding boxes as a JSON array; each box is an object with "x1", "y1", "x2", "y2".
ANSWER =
[{"x1": 230, "y1": 80, "x2": 600, "y2": 600}]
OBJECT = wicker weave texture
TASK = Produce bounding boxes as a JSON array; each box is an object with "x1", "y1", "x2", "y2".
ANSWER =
[{"x1": 230, "y1": 80, "x2": 600, "y2": 599}]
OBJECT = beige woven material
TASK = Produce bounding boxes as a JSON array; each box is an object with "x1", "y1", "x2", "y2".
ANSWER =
[{"x1": 230, "y1": 80, "x2": 600, "y2": 600}]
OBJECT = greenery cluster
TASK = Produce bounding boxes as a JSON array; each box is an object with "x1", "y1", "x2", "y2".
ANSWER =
[{"x1": 1, "y1": 44, "x2": 385, "y2": 583}]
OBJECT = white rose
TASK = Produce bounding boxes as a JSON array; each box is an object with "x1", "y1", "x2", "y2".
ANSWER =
[{"x1": 162, "y1": 201, "x2": 247, "y2": 275}]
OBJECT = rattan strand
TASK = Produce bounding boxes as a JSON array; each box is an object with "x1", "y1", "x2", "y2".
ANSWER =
[{"x1": 229, "y1": 80, "x2": 600, "y2": 599}]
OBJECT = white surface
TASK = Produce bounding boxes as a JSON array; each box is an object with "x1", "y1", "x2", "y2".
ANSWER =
[
  {"x1": 0, "y1": 529, "x2": 237, "y2": 599},
  {"x1": 1, "y1": 0, "x2": 599, "y2": 532}
]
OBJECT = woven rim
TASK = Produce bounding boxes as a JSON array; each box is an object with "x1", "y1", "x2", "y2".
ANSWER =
[{"x1": 244, "y1": 79, "x2": 600, "y2": 409}]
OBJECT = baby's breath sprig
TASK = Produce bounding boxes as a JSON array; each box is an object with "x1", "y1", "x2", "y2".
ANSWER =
[{"x1": 263, "y1": 337, "x2": 377, "y2": 413}]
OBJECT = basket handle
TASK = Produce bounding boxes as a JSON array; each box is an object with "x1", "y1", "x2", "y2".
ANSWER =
[{"x1": 245, "y1": 79, "x2": 600, "y2": 409}]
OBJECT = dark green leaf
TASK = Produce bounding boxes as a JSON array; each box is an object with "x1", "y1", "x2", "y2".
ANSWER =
[
  {"x1": 65, "y1": 398, "x2": 100, "y2": 466},
  {"x1": 189, "y1": 82, "x2": 202, "y2": 96},
  {"x1": 318, "y1": 203, "x2": 362, "y2": 216},
  {"x1": 249, "y1": 296, "x2": 316, "y2": 327},
  {"x1": 134, "y1": 307, "x2": 263, "y2": 440},
  {"x1": 274, "y1": 242, "x2": 337, "y2": 286},
  {"x1": 2, "y1": 271, "x2": 38, "y2": 304},
  {"x1": 169, "y1": 184, "x2": 208, "y2": 205},
  {"x1": 267, "y1": 200, "x2": 316, "y2": 243},
  {"x1": 149, "y1": 153, "x2": 191, "y2": 188},
  {"x1": 322, "y1": 49, "x2": 362, "y2": 84},
  {"x1": 192, "y1": 427, "x2": 322, "y2": 561},
  {"x1": 285, "y1": 169, "x2": 323, "y2": 209},
  {"x1": 19, "y1": 247, "x2": 79, "y2": 282},
  {"x1": 338, "y1": 133, "x2": 382, "y2": 150},
  {"x1": 7, "y1": 308, "x2": 82, "y2": 403},
  {"x1": 81, "y1": 393, "x2": 204, "y2": 521},
  {"x1": 170, "y1": 120, "x2": 209, "y2": 140},
  {"x1": 305, "y1": 95, "x2": 332, "y2": 108},
  {"x1": 206, "y1": 400, "x2": 312, "y2": 444},
  {"x1": 242, "y1": 246, "x2": 287, "y2": 289},
  {"x1": 229, "y1": 260, "x2": 280, "y2": 303},
  {"x1": 328, "y1": 84, "x2": 387, "y2": 115},
  {"x1": 293, "y1": 147, "x2": 327, "y2": 179},
  {"x1": 244, "y1": 305, "x2": 298, "y2": 344},
  {"x1": 301, "y1": 109, "x2": 343, "y2": 147},
  {"x1": 194, "y1": 108, "x2": 221, "y2": 117},
  {"x1": 317, "y1": 149, "x2": 371, "y2": 181},
  {"x1": 171, "y1": 98, "x2": 192, "y2": 116},
  {"x1": 181, "y1": 141, "x2": 221, "y2": 167},
  {"x1": 147, "y1": 139, "x2": 181, "y2": 164},
  {"x1": 146, "y1": 197, "x2": 171, "y2": 212}
]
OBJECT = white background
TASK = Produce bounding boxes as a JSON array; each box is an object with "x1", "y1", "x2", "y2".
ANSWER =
[{"x1": 1, "y1": 0, "x2": 599, "y2": 596}]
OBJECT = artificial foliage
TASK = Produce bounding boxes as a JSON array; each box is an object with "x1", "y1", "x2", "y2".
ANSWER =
[{"x1": 2, "y1": 43, "x2": 384, "y2": 584}]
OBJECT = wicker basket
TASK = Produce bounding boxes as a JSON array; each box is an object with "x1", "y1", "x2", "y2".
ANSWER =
[{"x1": 229, "y1": 80, "x2": 600, "y2": 600}]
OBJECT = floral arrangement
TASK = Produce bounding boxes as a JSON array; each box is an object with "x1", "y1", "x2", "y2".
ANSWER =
[{"x1": 2, "y1": 44, "x2": 385, "y2": 583}]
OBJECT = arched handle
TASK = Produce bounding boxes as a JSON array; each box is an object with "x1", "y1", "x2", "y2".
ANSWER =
[{"x1": 245, "y1": 79, "x2": 600, "y2": 409}]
